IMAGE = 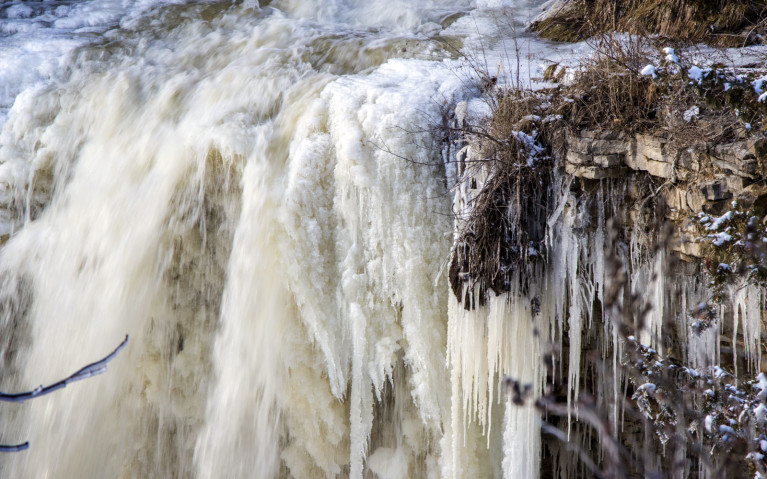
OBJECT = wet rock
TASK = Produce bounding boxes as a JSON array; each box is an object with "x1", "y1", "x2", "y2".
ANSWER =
[
  {"x1": 675, "y1": 146, "x2": 705, "y2": 176},
  {"x1": 712, "y1": 141, "x2": 759, "y2": 179},
  {"x1": 698, "y1": 180, "x2": 732, "y2": 201},
  {"x1": 566, "y1": 134, "x2": 593, "y2": 154},
  {"x1": 560, "y1": 130, "x2": 767, "y2": 226},
  {"x1": 703, "y1": 199, "x2": 732, "y2": 216},
  {"x1": 566, "y1": 150, "x2": 591, "y2": 165},
  {"x1": 644, "y1": 159, "x2": 674, "y2": 179},
  {"x1": 683, "y1": 186, "x2": 707, "y2": 212},
  {"x1": 636, "y1": 134, "x2": 666, "y2": 163},
  {"x1": 591, "y1": 139, "x2": 630, "y2": 156}
]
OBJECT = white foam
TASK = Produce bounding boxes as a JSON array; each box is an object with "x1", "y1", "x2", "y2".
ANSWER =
[{"x1": 0, "y1": 0, "x2": 209, "y2": 126}]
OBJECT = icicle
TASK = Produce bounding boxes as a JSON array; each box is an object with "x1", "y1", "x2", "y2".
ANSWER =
[
  {"x1": 731, "y1": 282, "x2": 765, "y2": 373},
  {"x1": 562, "y1": 200, "x2": 584, "y2": 435},
  {"x1": 499, "y1": 294, "x2": 542, "y2": 479}
]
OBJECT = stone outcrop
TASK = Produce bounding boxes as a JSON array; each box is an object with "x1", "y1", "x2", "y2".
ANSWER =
[{"x1": 560, "y1": 129, "x2": 767, "y2": 258}]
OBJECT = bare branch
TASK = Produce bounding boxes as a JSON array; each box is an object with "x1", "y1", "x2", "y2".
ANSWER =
[
  {"x1": 0, "y1": 443, "x2": 29, "y2": 452},
  {"x1": 0, "y1": 334, "x2": 129, "y2": 403},
  {"x1": 0, "y1": 335, "x2": 129, "y2": 452}
]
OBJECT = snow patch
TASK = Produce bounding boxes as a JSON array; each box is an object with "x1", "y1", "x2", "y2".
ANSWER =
[{"x1": 640, "y1": 65, "x2": 657, "y2": 78}]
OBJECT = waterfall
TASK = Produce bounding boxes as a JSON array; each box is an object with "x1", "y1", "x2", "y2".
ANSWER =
[
  {"x1": 0, "y1": 0, "x2": 536, "y2": 477},
  {"x1": 1, "y1": 0, "x2": 764, "y2": 478}
]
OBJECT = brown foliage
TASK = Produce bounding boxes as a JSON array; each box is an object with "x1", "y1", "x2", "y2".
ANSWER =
[
  {"x1": 449, "y1": 92, "x2": 553, "y2": 306},
  {"x1": 531, "y1": 0, "x2": 767, "y2": 46}
]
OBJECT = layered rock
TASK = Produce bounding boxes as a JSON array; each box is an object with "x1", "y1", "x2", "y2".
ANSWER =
[{"x1": 560, "y1": 129, "x2": 767, "y2": 259}]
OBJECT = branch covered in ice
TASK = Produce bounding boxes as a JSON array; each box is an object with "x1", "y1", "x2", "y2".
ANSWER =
[
  {"x1": 0, "y1": 443, "x2": 29, "y2": 452},
  {"x1": 0, "y1": 335, "x2": 129, "y2": 403},
  {"x1": 0, "y1": 335, "x2": 128, "y2": 452}
]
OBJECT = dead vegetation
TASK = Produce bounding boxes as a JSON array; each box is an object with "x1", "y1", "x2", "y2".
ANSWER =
[
  {"x1": 531, "y1": 0, "x2": 767, "y2": 47},
  {"x1": 695, "y1": 203, "x2": 767, "y2": 297},
  {"x1": 443, "y1": 9, "x2": 767, "y2": 476},
  {"x1": 448, "y1": 91, "x2": 554, "y2": 306},
  {"x1": 548, "y1": 37, "x2": 661, "y2": 134},
  {"x1": 543, "y1": 35, "x2": 767, "y2": 147}
]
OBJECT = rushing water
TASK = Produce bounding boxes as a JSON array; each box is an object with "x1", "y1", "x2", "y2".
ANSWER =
[
  {"x1": 0, "y1": 0, "x2": 557, "y2": 477},
  {"x1": 2, "y1": 1, "x2": 764, "y2": 478}
]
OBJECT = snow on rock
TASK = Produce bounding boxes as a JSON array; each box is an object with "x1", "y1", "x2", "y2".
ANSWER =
[
  {"x1": 707, "y1": 211, "x2": 733, "y2": 231},
  {"x1": 710, "y1": 232, "x2": 733, "y2": 247},
  {"x1": 756, "y1": 373, "x2": 767, "y2": 401},
  {"x1": 510, "y1": 130, "x2": 544, "y2": 166},
  {"x1": 757, "y1": 404, "x2": 767, "y2": 423},
  {"x1": 636, "y1": 383, "x2": 657, "y2": 393},
  {"x1": 640, "y1": 65, "x2": 657, "y2": 78}
]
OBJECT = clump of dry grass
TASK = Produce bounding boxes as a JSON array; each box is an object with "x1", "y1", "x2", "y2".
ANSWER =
[
  {"x1": 551, "y1": 38, "x2": 661, "y2": 134},
  {"x1": 545, "y1": 36, "x2": 767, "y2": 145},
  {"x1": 531, "y1": 0, "x2": 767, "y2": 47},
  {"x1": 449, "y1": 91, "x2": 553, "y2": 305}
]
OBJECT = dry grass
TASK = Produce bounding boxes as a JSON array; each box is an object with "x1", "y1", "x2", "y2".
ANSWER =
[
  {"x1": 448, "y1": 34, "x2": 767, "y2": 306},
  {"x1": 448, "y1": 24, "x2": 767, "y2": 307},
  {"x1": 545, "y1": 36, "x2": 767, "y2": 145},
  {"x1": 531, "y1": 0, "x2": 767, "y2": 47},
  {"x1": 553, "y1": 38, "x2": 662, "y2": 133},
  {"x1": 449, "y1": 91, "x2": 553, "y2": 305}
]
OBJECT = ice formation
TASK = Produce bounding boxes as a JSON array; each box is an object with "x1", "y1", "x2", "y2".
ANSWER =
[{"x1": 0, "y1": 0, "x2": 763, "y2": 478}]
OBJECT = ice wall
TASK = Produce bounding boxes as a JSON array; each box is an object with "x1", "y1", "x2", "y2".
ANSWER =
[
  {"x1": 0, "y1": 0, "x2": 764, "y2": 478},
  {"x1": 0, "y1": 0, "x2": 512, "y2": 477}
]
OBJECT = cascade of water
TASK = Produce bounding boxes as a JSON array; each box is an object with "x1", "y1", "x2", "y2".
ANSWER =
[
  {"x1": 0, "y1": 1, "x2": 498, "y2": 477},
  {"x1": 1, "y1": 1, "x2": 764, "y2": 478}
]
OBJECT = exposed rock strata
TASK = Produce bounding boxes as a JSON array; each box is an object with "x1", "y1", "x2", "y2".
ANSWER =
[{"x1": 560, "y1": 129, "x2": 767, "y2": 259}]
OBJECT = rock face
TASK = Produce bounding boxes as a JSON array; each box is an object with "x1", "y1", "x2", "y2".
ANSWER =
[
  {"x1": 449, "y1": 105, "x2": 767, "y2": 478},
  {"x1": 561, "y1": 129, "x2": 767, "y2": 258}
]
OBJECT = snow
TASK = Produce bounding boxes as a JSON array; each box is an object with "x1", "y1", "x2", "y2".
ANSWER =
[
  {"x1": 440, "y1": 1, "x2": 593, "y2": 91},
  {"x1": 753, "y1": 77, "x2": 766, "y2": 95},
  {"x1": 707, "y1": 211, "x2": 733, "y2": 231},
  {"x1": 663, "y1": 47, "x2": 679, "y2": 63},
  {"x1": 640, "y1": 65, "x2": 657, "y2": 78},
  {"x1": 688, "y1": 65, "x2": 703, "y2": 83},
  {"x1": 756, "y1": 404, "x2": 767, "y2": 422},
  {"x1": 636, "y1": 383, "x2": 657, "y2": 393},
  {"x1": 510, "y1": 130, "x2": 544, "y2": 166},
  {"x1": 683, "y1": 106, "x2": 699, "y2": 122},
  {"x1": 756, "y1": 373, "x2": 767, "y2": 401}
]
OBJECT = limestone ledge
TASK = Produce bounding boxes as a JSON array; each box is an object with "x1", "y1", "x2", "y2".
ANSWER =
[{"x1": 560, "y1": 129, "x2": 767, "y2": 259}]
